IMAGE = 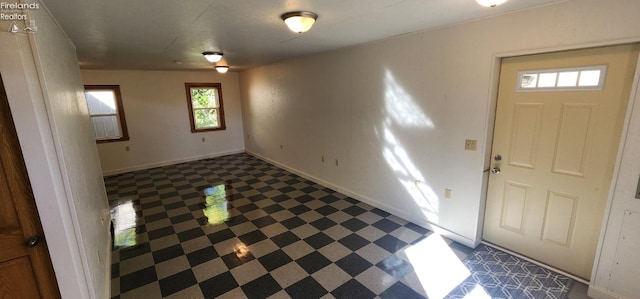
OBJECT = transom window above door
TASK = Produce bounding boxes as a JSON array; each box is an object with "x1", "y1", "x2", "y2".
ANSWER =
[
  {"x1": 185, "y1": 83, "x2": 226, "y2": 133},
  {"x1": 84, "y1": 85, "x2": 129, "y2": 143},
  {"x1": 516, "y1": 65, "x2": 607, "y2": 91}
]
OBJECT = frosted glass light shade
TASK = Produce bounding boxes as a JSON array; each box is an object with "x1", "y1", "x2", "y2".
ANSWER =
[
  {"x1": 476, "y1": 0, "x2": 508, "y2": 7},
  {"x1": 281, "y1": 11, "x2": 318, "y2": 33},
  {"x1": 203, "y1": 52, "x2": 223, "y2": 63},
  {"x1": 215, "y1": 66, "x2": 229, "y2": 73}
]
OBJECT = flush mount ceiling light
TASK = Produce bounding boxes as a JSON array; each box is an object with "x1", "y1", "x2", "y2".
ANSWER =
[
  {"x1": 202, "y1": 51, "x2": 223, "y2": 63},
  {"x1": 215, "y1": 66, "x2": 229, "y2": 74},
  {"x1": 476, "y1": 0, "x2": 508, "y2": 7},
  {"x1": 280, "y1": 11, "x2": 318, "y2": 33}
]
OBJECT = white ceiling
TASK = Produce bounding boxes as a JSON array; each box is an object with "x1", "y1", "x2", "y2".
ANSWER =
[{"x1": 42, "y1": 0, "x2": 566, "y2": 71}]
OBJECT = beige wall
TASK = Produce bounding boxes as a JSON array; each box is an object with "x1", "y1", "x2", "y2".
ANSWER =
[
  {"x1": 0, "y1": 2, "x2": 110, "y2": 298},
  {"x1": 81, "y1": 70, "x2": 245, "y2": 175},
  {"x1": 239, "y1": 0, "x2": 640, "y2": 297}
]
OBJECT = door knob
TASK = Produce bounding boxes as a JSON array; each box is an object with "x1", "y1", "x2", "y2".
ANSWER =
[
  {"x1": 491, "y1": 167, "x2": 501, "y2": 174},
  {"x1": 25, "y1": 236, "x2": 40, "y2": 248}
]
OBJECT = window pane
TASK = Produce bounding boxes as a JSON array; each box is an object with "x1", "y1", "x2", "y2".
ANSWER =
[
  {"x1": 191, "y1": 88, "x2": 218, "y2": 108},
  {"x1": 538, "y1": 72, "x2": 558, "y2": 87},
  {"x1": 85, "y1": 85, "x2": 128, "y2": 142},
  {"x1": 516, "y1": 66, "x2": 606, "y2": 92},
  {"x1": 91, "y1": 115, "x2": 120, "y2": 139},
  {"x1": 520, "y1": 74, "x2": 538, "y2": 88},
  {"x1": 185, "y1": 83, "x2": 225, "y2": 132},
  {"x1": 194, "y1": 108, "x2": 219, "y2": 129},
  {"x1": 86, "y1": 90, "x2": 117, "y2": 115},
  {"x1": 557, "y1": 71, "x2": 579, "y2": 87},
  {"x1": 578, "y1": 70, "x2": 601, "y2": 86}
]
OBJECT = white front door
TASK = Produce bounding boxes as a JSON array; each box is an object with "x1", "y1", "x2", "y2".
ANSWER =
[{"x1": 483, "y1": 44, "x2": 639, "y2": 279}]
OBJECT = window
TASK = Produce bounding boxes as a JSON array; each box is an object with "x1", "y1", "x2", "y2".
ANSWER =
[
  {"x1": 185, "y1": 83, "x2": 226, "y2": 132},
  {"x1": 84, "y1": 85, "x2": 129, "y2": 143},
  {"x1": 517, "y1": 65, "x2": 607, "y2": 91}
]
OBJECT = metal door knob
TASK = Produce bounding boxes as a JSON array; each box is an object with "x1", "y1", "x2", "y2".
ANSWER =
[
  {"x1": 25, "y1": 236, "x2": 40, "y2": 248},
  {"x1": 491, "y1": 167, "x2": 501, "y2": 174}
]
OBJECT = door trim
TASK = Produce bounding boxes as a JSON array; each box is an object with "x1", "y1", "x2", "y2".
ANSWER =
[
  {"x1": 0, "y1": 32, "x2": 91, "y2": 299},
  {"x1": 590, "y1": 49, "x2": 640, "y2": 290}
]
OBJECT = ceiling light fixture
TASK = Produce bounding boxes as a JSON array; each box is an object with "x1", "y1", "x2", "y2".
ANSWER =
[
  {"x1": 280, "y1": 11, "x2": 318, "y2": 33},
  {"x1": 476, "y1": 0, "x2": 508, "y2": 7},
  {"x1": 202, "y1": 51, "x2": 223, "y2": 63},
  {"x1": 215, "y1": 66, "x2": 229, "y2": 74}
]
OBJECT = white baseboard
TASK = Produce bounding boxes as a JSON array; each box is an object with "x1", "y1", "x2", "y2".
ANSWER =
[
  {"x1": 246, "y1": 150, "x2": 477, "y2": 248},
  {"x1": 102, "y1": 149, "x2": 245, "y2": 176}
]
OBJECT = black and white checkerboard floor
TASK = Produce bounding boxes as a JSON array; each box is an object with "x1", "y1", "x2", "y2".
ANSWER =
[{"x1": 106, "y1": 153, "x2": 586, "y2": 298}]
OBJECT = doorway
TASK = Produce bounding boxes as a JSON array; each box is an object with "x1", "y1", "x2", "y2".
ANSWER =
[{"x1": 483, "y1": 44, "x2": 640, "y2": 280}]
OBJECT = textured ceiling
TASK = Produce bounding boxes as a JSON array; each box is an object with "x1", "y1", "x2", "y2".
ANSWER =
[{"x1": 42, "y1": 0, "x2": 566, "y2": 71}]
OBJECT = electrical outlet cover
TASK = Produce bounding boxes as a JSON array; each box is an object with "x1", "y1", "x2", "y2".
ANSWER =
[{"x1": 465, "y1": 139, "x2": 477, "y2": 151}]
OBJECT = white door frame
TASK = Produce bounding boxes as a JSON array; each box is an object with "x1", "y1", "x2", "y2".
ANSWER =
[{"x1": 0, "y1": 32, "x2": 91, "y2": 299}]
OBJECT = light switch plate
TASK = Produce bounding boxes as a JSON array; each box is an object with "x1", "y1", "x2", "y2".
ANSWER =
[{"x1": 465, "y1": 139, "x2": 477, "y2": 151}]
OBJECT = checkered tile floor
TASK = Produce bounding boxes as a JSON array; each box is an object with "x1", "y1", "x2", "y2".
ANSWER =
[{"x1": 106, "y1": 153, "x2": 475, "y2": 298}]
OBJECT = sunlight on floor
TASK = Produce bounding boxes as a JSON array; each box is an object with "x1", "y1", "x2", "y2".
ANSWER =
[
  {"x1": 203, "y1": 184, "x2": 229, "y2": 225},
  {"x1": 112, "y1": 200, "x2": 138, "y2": 247},
  {"x1": 405, "y1": 234, "x2": 480, "y2": 299},
  {"x1": 466, "y1": 284, "x2": 492, "y2": 298}
]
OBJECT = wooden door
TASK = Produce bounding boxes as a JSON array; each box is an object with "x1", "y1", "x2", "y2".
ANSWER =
[
  {"x1": 483, "y1": 44, "x2": 639, "y2": 279},
  {"x1": 0, "y1": 74, "x2": 60, "y2": 298}
]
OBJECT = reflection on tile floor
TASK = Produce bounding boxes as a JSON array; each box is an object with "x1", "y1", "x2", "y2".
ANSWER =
[{"x1": 107, "y1": 153, "x2": 586, "y2": 298}]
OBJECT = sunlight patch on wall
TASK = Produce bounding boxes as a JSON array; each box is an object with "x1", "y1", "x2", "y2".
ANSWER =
[
  {"x1": 383, "y1": 127, "x2": 423, "y2": 180},
  {"x1": 380, "y1": 69, "x2": 439, "y2": 222},
  {"x1": 384, "y1": 70, "x2": 434, "y2": 129},
  {"x1": 412, "y1": 180, "x2": 440, "y2": 221},
  {"x1": 382, "y1": 126, "x2": 440, "y2": 221}
]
